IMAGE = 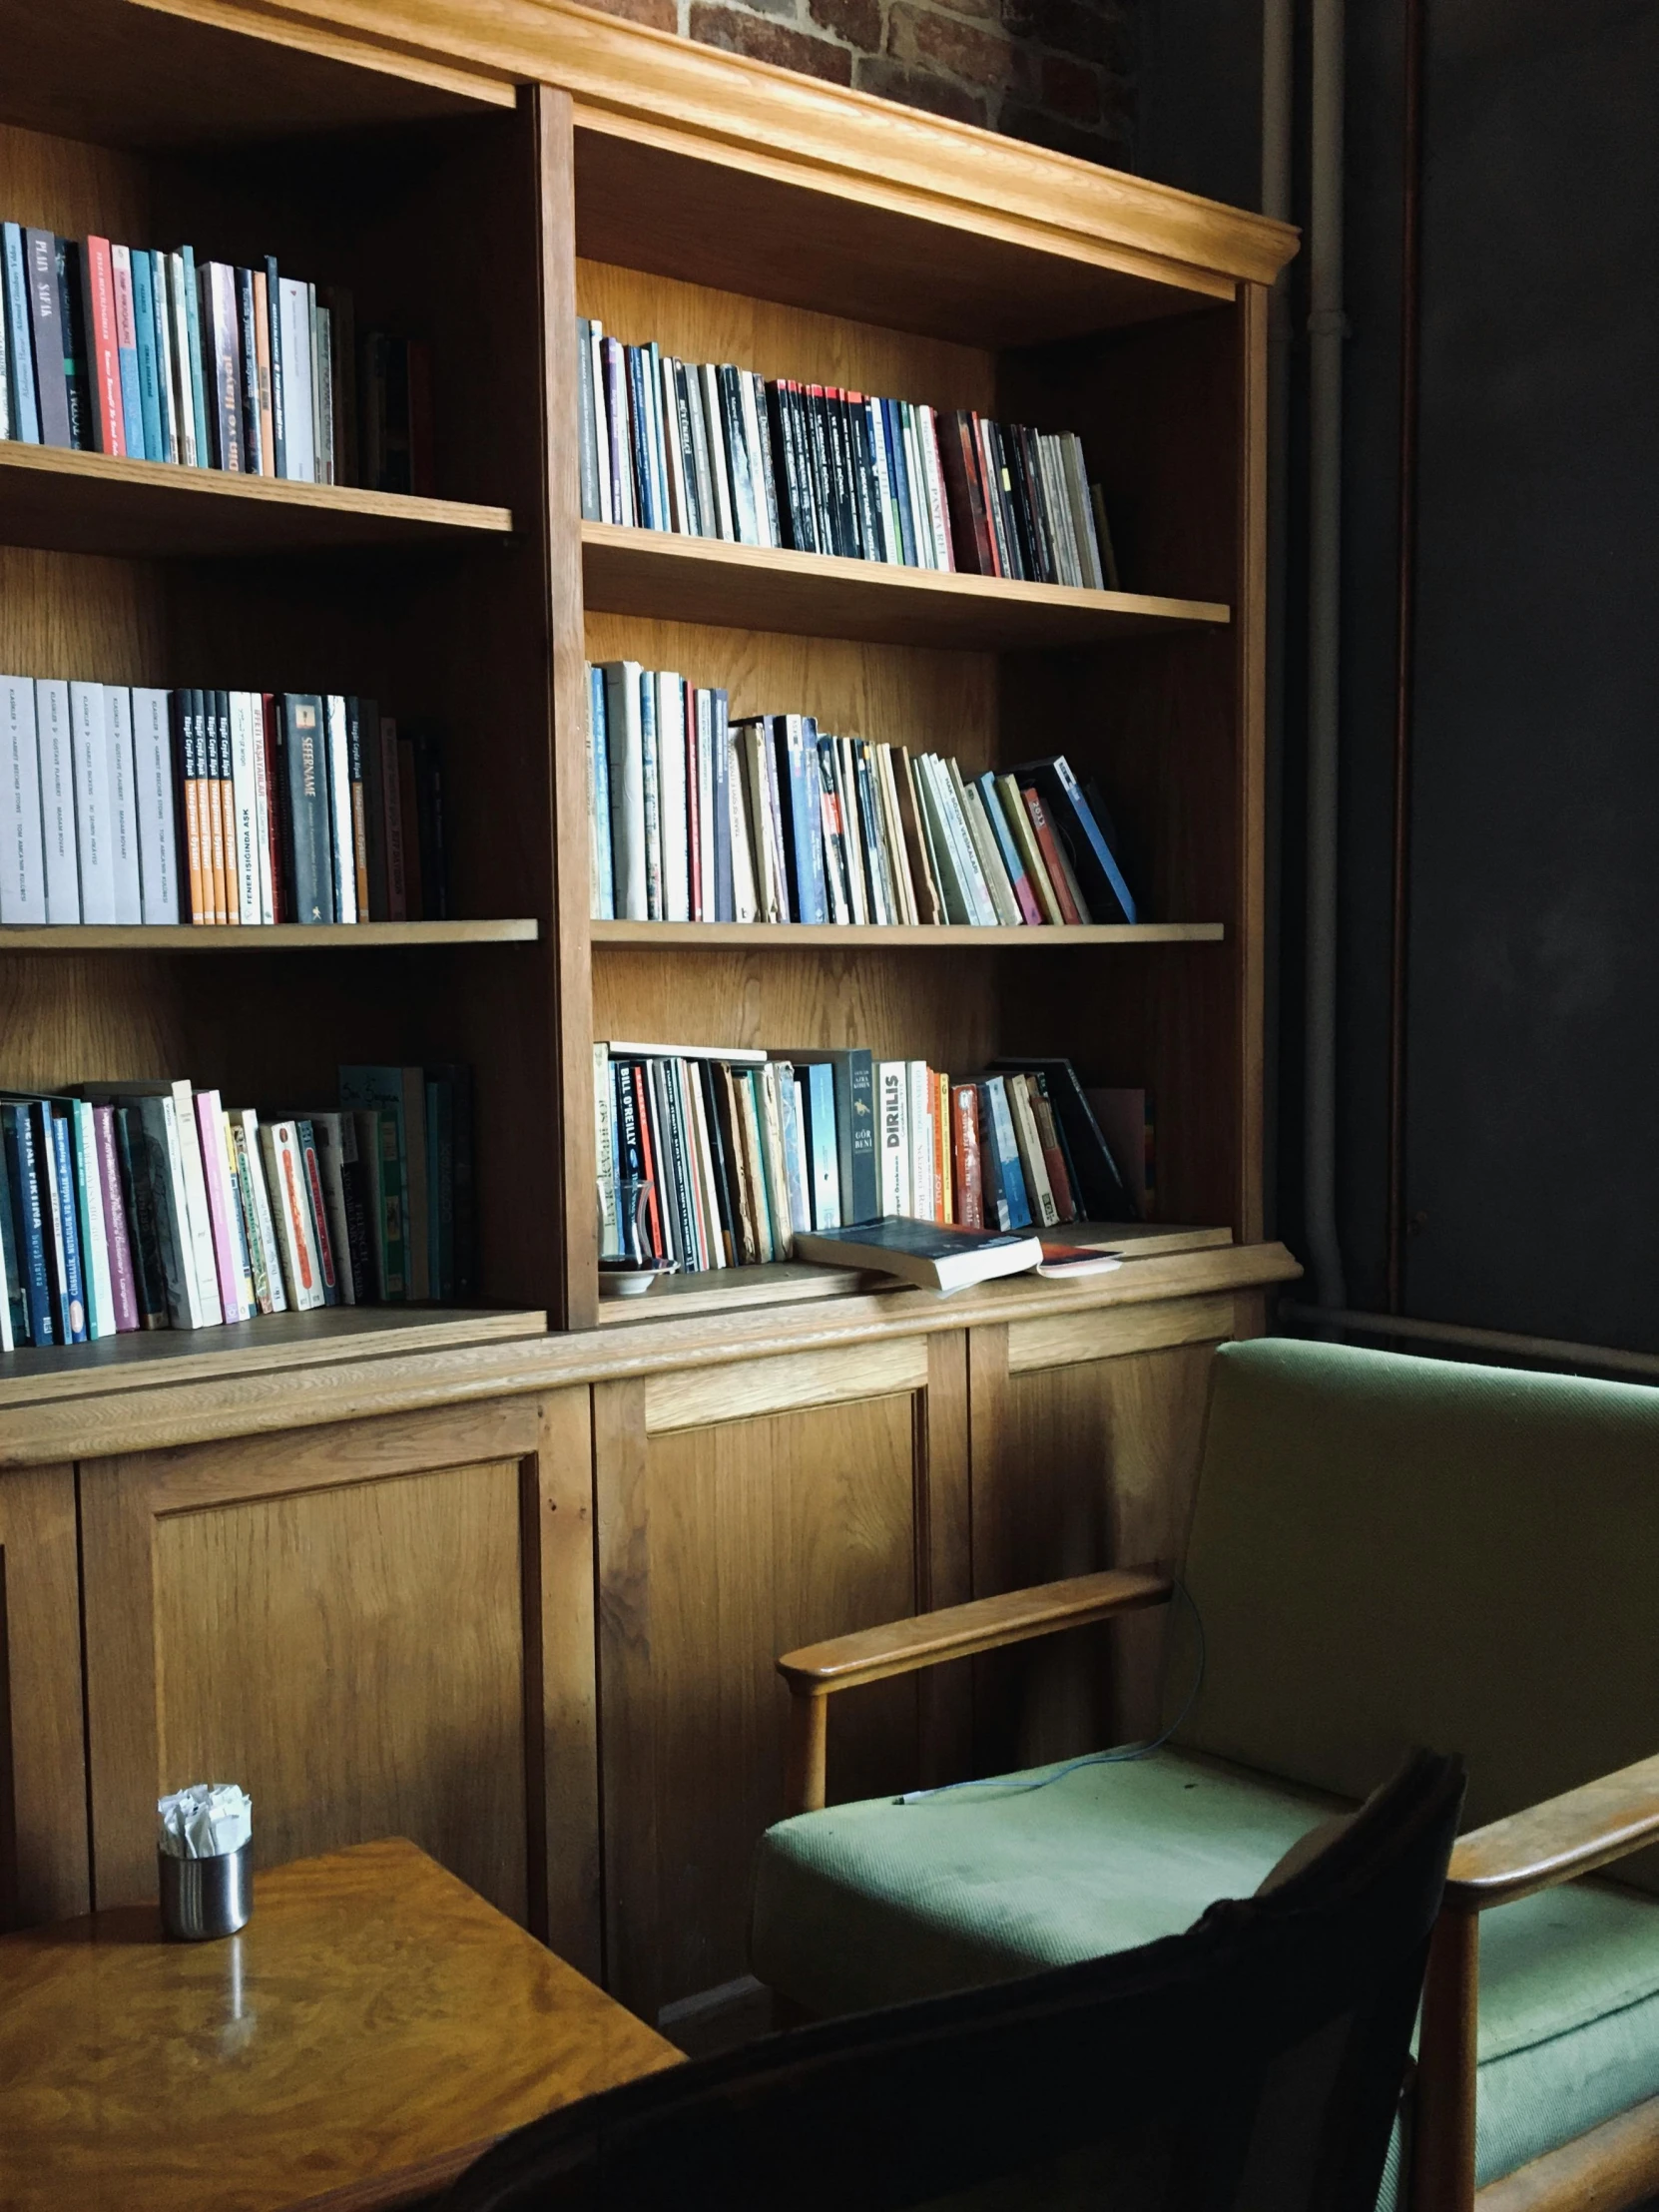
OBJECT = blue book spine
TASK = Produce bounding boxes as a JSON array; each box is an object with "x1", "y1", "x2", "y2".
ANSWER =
[
  {"x1": 778, "y1": 1069, "x2": 811, "y2": 1241},
  {"x1": 2, "y1": 224, "x2": 39, "y2": 442},
  {"x1": 805, "y1": 1061, "x2": 840, "y2": 1229},
  {"x1": 589, "y1": 664, "x2": 614, "y2": 919},
  {"x1": 711, "y1": 689, "x2": 733, "y2": 923},
  {"x1": 47, "y1": 1108, "x2": 88, "y2": 1341},
  {"x1": 984, "y1": 1078, "x2": 1031, "y2": 1228},
  {"x1": 1053, "y1": 757, "x2": 1137, "y2": 924},
  {"x1": 638, "y1": 669, "x2": 662, "y2": 920},
  {"x1": 787, "y1": 718, "x2": 826, "y2": 924},
  {"x1": 68, "y1": 1101, "x2": 104, "y2": 1340},
  {"x1": 115, "y1": 332, "x2": 145, "y2": 461},
  {"x1": 2, "y1": 1106, "x2": 52, "y2": 1343},
  {"x1": 130, "y1": 248, "x2": 165, "y2": 462},
  {"x1": 180, "y1": 245, "x2": 210, "y2": 468},
  {"x1": 149, "y1": 253, "x2": 177, "y2": 461},
  {"x1": 883, "y1": 398, "x2": 916, "y2": 568}
]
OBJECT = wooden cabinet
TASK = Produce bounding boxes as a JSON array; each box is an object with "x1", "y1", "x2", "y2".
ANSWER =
[
  {"x1": 75, "y1": 1390, "x2": 601, "y2": 1973},
  {"x1": 0, "y1": 1463, "x2": 86, "y2": 1931}
]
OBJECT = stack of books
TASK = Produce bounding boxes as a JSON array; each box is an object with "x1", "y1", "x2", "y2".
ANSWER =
[
  {"x1": 595, "y1": 1042, "x2": 1136, "y2": 1275},
  {"x1": 587, "y1": 663, "x2": 1136, "y2": 927},
  {"x1": 0, "y1": 674, "x2": 445, "y2": 926},
  {"x1": 0, "y1": 1064, "x2": 473, "y2": 1350},
  {"x1": 1, "y1": 221, "x2": 348, "y2": 479},
  {"x1": 576, "y1": 317, "x2": 1120, "y2": 589}
]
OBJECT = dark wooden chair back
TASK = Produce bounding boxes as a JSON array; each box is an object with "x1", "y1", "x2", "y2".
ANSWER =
[{"x1": 444, "y1": 1749, "x2": 1464, "y2": 2212}]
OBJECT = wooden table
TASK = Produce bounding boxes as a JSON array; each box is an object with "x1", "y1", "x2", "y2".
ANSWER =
[{"x1": 0, "y1": 1837, "x2": 681, "y2": 2212}]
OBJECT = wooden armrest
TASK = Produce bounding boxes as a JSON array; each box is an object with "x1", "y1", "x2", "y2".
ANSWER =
[
  {"x1": 1443, "y1": 1750, "x2": 1659, "y2": 1912},
  {"x1": 778, "y1": 1568, "x2": 1172, "y2": 1697}
]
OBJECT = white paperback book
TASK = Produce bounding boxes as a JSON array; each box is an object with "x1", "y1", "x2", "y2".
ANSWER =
[
  {"x1": 167, "y1": 1077, "x2": 224, "y2": 1325},
  {"x1": 69, "y1": 680, "x2": 117, "y2": 924},
  {"x1": 876, "y1": 1058, "x2": 910, "y2": 1216},
  {"x1": 34, "y1": 677, "x2": 79, "y2": 922},
  {"x1": 228, "y1": 692, "x2": 261, "y2": 924},
  {"x1": 324, "y1": 695, "x2": 356, "y2": 922},
  {"x1": 131, "y1": 688, "x2": 180, "y2": 923},
  {"x1": 249, "y1": 696, "x2": 276, "y2": 924},
  {"x1": 104, "y1": 686, "x2": 143, "y2": 924},
  {"x1": 279, "y1": 278, "x2": 314, "y2": 482},
  {"x1": 656, "y1": 670, "x2": 689, "y2": 922},
  {"x1": 232, "y1": 1108, "x2": 287, "y2": 1312},
  {"x1": 0, "y1": 675, "x2": 46, "y2": 922}
]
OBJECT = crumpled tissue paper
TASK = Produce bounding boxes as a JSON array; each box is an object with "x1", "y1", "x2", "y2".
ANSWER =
[{"x1": 158, "y1": 1783, "x2": 253, "y2": 1860}]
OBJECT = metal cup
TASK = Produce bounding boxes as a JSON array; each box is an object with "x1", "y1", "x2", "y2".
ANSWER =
[{"x1": 159, "y1": 1840, "x2": 253, "y2": 1940}]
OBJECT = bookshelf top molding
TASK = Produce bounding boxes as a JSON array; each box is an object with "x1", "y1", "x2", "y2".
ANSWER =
[
  {"x1": 591, "y1": 921, "x2": 1226, "y2": 949},
  {"x1": 118, "y1": 1, "x2": 1296, "y2": 334}
]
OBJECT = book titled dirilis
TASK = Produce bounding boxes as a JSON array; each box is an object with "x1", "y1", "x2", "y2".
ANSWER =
[{"x1": 793, "y1": 1217, "x2": 1042, "y2": 1294}]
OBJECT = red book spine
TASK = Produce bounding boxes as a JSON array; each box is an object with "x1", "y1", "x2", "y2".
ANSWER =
[
  {"x1": 952, "y1": 1082, "x2": 984, "y2": 1227},
  {"x1": 84, "y1": 237, "x2": 126, "y2": 456},
  {"x1": 93, "y1": 1104, "x2": 141, "y2": 1331},
  {"x1": 1032, "y1": 1091, "x2": 1077, "y2": 1222},
  {"x1": 1021, "y1": 786, "x2": 1082, "y2": 925}
]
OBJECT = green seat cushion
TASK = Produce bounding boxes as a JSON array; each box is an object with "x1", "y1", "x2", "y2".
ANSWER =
[{"x1": 751, "y1": 1746, "x2": 1341, "y2": 2017}]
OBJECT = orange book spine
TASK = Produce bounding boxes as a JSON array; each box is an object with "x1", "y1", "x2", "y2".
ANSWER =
[
  {"x1": 1021, "y1": 787, "x2": 1082, "y2": 925},
  {"x1": 935, "y1": 1069, "x2": 952, "y2": 1224}
]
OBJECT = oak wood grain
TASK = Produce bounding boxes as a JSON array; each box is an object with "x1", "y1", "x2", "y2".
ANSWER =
[
  {"x1": 779, "y1": 1566, "x2": 1171, "y2": 1693},
  {"x1": 593, "y1": 921, "x2": 1225, "y2": 948},
  {"x1": 1444, "y1": 1751, "x2": 1659, "y2": 1912},
  {"x1": 0, "y1": 1838, "x2": 678, "y2": 2212},
  {"x1": 0, "y1": 920, "x2": 537, "y2": 949},
  {"x1": 643, "y1": 1337, "x2": 927, "y2": 1433},
  {"x1": 1416, "y1": 1908, "x2": 1479, "y2": 2212},
  {"x1": 0, "y1": 1465, "x2": 87, "y2": 1928},
  {"x1": 1474, "y1": 2091, "x2": 1659, "y2": 2212}
]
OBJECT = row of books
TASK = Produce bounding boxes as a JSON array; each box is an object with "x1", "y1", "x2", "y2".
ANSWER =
[
  {"x1": 575, "y1": 317, "x2": 1120, "y2": 590},
  {"x1": 1, "y1": 221, "x2": 346, "y2": 480},
  {"x1": 0, "y1": 1065, "x2": 473, "y2": 1352},
  {"x1": 587, "y1": 662, "x2": 1138, "y2": 927},
  {"x1": 594, "y1": 1042, "x2": 1138, "y2": 1276},
  {"x1": 0, "y1": 675, "x2": 446, "y2": 927}
]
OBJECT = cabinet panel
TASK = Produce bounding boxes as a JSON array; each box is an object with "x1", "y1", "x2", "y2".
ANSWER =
[
  {"x1": 596, "y1": 1333, "x2": 969, "y2": 2023},
  {"x1": 0, "y1": 1463, "x2": 87, "y2": 1929},
  {"x1": 80, "y1": 1391, "x2": 599, "y2": 1958}
]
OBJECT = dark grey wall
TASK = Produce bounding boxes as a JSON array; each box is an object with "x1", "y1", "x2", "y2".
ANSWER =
[{"x1": 1139, "y1": 0, "x2": 1659, "y2": 1351}]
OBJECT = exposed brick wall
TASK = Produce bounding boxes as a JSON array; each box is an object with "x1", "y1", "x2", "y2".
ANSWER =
[{"x1": 593, "y1": 0, "x2": 1135, "y2": 167}]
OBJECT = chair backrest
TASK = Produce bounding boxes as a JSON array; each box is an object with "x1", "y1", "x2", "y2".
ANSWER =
[
  {"x1": 443, "y1": 1751, "x2": 1464, "y2": 2212},
  {"x1": 1178, "y1": 1339, "x2": 1659, "y2": 1880}
]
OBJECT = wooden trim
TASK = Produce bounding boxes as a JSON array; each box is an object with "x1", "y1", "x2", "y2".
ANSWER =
[
  {"x1": 1236, "y1": 282, "x2": 1270, "y2": 1243},
  {"x1": 783, "y1": 1691, "x2": 830, "y2": 1818},
  {"x1": 593, "y1": 920, "x2": 1224, "y2": 949},
  {"x1": 1474, "y1": 2092, "x2": 1659, "y2": 2212},
  {"x1": 144, "y1": 0, "x2": 1298, "y2": 288},
  {"x1": 593, "y1": 1376, "x2": 653, "y2": 1999},
  {"x1": 1444, "y1": 1750, "x2": 1659, "y2": 1912},
  {"x1": 778, "y1": 1567, "x2": 1171, "y2": 1693},
  {"x1": 1006, "y1": 1292, "x2": 1238, "y2": 1375},
  {"x1": 0, "y1": 920, "x2": 537, "y2": 950},
  {"x1": 1415, "y1": 1908, "x2": 1479, "y2": 2212},
  {"x1": 0, "y1": 1465, "x2": 88, "y2": 1927},
  {"x1": 0, "y1": 1247, "x2": 1301, "y2": 1470},
  {"x1": 521, "y1": 1388, "x2": 602, "y2": 1974},
  {"x1": 916, "y1": 1332, "x2": 972, "y2": 1790},
  {"x1": 643, "y1": 1338, "x2": 927, "y2": 1433}
]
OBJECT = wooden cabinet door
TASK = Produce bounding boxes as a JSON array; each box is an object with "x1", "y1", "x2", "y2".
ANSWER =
[
  {"x1": 0, "y1": 1463, "x2": 87, "y2": 1929},
  {"x1": 969, "y1": 1291, "x2": 1266, "y2": 1772},
  {"x1": 595, "y1": 1333, "x2": 970, "y2": 2025},
  {"x1": 79, "y1": 1390, "x2": 600, "y2": 1970}
]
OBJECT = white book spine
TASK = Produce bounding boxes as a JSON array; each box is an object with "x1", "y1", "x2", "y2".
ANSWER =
[
  {"x1": 738, "y1": 371, "x2": 774, "y2": 549},
  {"x1": 229, "y1": 691, "x2": 260, "y2": 923},
  {"x1": 198, "y1": 1089, "x2": 252, "y2": 1320},
  {"x1": 657, "y1": 671, "x2": 689, "y2": 922},
  {"x1": 279, "y1": 280, "x2": 314, "y2": 482},
  {"x1": 728, "y1": 731, "x2": 757, "y2": 924},
  {"x1": 238, "y1": 1109, "x2": 287, "y2": 1313},
  {"x1": 877, "y1": 1059, "x2": 909, "y2": 1217},
  {"x1": 588, "y1": 319, "x2": 613, "y2": 525},
  {"x1": 34, "y1": 679, "x2": 79, "y2": 922},
  {"x1": 73, "y1": 1101, "x2": 116, "y2": 1338},
  {"x1": 261, "y1": 1121, "x2": 323, "y2": 1310},
  {"x1": 900, "y1": 404, "x2": 932, "y2": 568},
  {"x1": 169, "y1": 1077, "x2": 224, "y2": 1325},
  {"x1": 166, "y1": 253, "x2": 195, "y2": 467},
  {"x1": 0, "y1": 676, "x2": 46, "y2": 922},
  {"x1": 1007, "y1": 1075, "x2": 1060, "y2": 1226},
  {"x1": 917, "y1": 406, "x2": 955, "y2": 571},
  {"x1": 604, "y1": 660, "x2": 647, "y2": 920},
  {"x1": 941, "y1": 759, "x2": 999, "y2": 926},
  {"x1": 695, "y1": 690, "x2": 715, "y2": 924},
  {"x1": 906, "y1": 1060, "x2": 935, "y2": 1222},
  {"x1": 130, "y1": 688, "x2": 180, "y2": 922},
  {"x1": 325, "y1": 695, "x2": 356, "y2": 923},
  {"x1": 70, "y1": 680, "x2": 116, "y2": 923},
  {"x1": 250, "y1": 696, "x2": 275, "y2": 924},
  {"x1": 104, "y1": 685, "x2": 143, "y2": 924},
  {"x1": 700, "y1": 363, "x2": 736, "y2": 541}
]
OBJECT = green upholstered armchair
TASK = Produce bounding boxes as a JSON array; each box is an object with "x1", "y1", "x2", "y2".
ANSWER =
[{"x1": 750, "y1": 1339, "x2": 1659, "y2": 2212}]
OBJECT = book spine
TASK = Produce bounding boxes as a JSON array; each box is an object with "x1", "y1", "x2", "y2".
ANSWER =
[
  {"x1": 228, "y1": 691, "x2": 259, "y2": 924},
  {"x1": 132, "y1": 1097, "x2": 198, "y2": 1327},
  {"x1": 3, "y1": 226, "x2": 39, "y2": 442},
  {"x1": 977, "y1": 772, "x2": 1042, "y2": 924},
  {"x1": 324, "y1": 696, "x2": 356, "y2": 923},
  {"x1": 983, "y1": 1077, "x2": 1031, "y2": 1227},
  {"x1": 68, "y1": 681, "x2": 115, "y2": 924},
  {"x1": 282, "y1": 696, "x2": 333, "y2": 922},
  {"x1": 261, "y1": 1121, "x2": 322, "y2": 1310},
  {"x1": 803, "y1": 1061, "x2": 840, "y2": 1229},
  {"x1": 906, "y1": 1059, "x2": 934, "y2": 1221},
  {"x1": 209, "y1": 691, "x2": 232, "y2": 924},
  {"x1": 110, "y1": 245, "x2": 145, "y2": 459},
  {"x1": 32, "y1": 678, "x2": 78, "y2": 921},
  {"x1": 251, "y1": 267, "x2": 275, "y2": 477},
  {"x1": 199, "y1": 263, "x2": 242, "y2": 469},
  {"x1": 952, "y1": 1083, "x2": 984, "y2": 1226},
  {"x1": 1021, "y1": 785, "x2": 1086, "y2": 924},
  {"x1": 1006, "y1": 1072, "x2": 1059, "y2": 1226},
  {"x1": 76, "y1": 238, "x2": 123, "y2": 455},
  {"x1": 46, "y1": 1109, "x2": 88, "y2": 1341},
  {"x1": 67, "y1": 1102, "x2": 111, "y2": 1340},
  {"x1": 345, "y1": 700, "x2": 370, "y2": 920},
  {"x1": 295, "y1": 1121, "x2": 339, "y2": 1306},
  {"x1": 24, "y1": 230, "x2": 70, "y2": 448},
  {"x1": 90, "y1": 1105, "x2": 139, "y2": 1331},
  {"x1": 191, "y1": 1091, "x2": 247, "y2": 1321},
  {"x1": 3, "y1": 1109, "x2": 52, "y2": 1342},
  {"x1": 141, "y1": 253, "x2": 171, "y2": 463},
  {"x1": 105, "y1": 685, "x2": 142, "y2": 924},
  {"x1": 0, "y1": 677, "x2": 45, "y2": 923},
  {"x1": 240, "y1": 1110, "x2": 288, "y2": 1311},
  {"x1": 112, "y1": 1105, "x2": 168, "y2": 1327},
  {"x1": 876, "y1": 1059, "x2": 909, "y2": 1216}
]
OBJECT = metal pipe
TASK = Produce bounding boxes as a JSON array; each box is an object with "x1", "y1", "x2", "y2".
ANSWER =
[
  {"x1": 1304, "y1": 0, "x2": 1348, "y2": 1309},
  {"x1": 1385, "y1": 0, "x2": 1425, "y2": 1312},
  {"x1": 1279, "y1": 1303, "x2": 1659, "y2": 1385}
]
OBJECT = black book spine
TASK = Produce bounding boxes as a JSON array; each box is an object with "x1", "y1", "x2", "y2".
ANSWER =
[
  {"x1": 24, "y1": 228, "x2": 71, "y2": 448},
  {"x1": 696, "y1": 1058, "x2": 738, "y2": 1262},
  {"x1": 659, "y1": 1062, "x2": 700, "y2": 1267},
  {"x1": 842, "y1": 1049, "x2": 878, "y2": 1225},
  {"x1": 767, "y1": 382, "x2": 805, "y2": 552},
  {"x1": 265, "y1": 255, "x2": 286, "y2": 479},
  {"x1": 54, "y1": 237, "x2": 90, "y2": 450},
  {"x1": 113, "y1": 1104, "x2": 169, "y2": 1327},
  {"x1": 805, "y1": 387, "x2": 836, "y2": 556},
  {"x1": 672, "y1": 362, "x2": 701, "y2": 535},
  {"x1": 830, "y1": 392, "x2": 860, "y2": 557},
  {"x1": 751, "y1": 374, "x2": 782, "y2": 548},
  {"x1": 237, "y1": 266, "x2": 263, "y2": 474},
  {"x1": 849, "y1": 398, "x2": 884, "y2": 561},
  {"x1": 1002, "y1": 423, "x2": 1042, "y2": 582},
  {"x1": 281, "y1": 694, "x2": 334, "y2": 922},
  {"x1": 201, "y1": 262, "x2": 243, "y2": 471},
  {"x1": 1016, "y1": 425, "x2": 1056, "y2": 583},
  {"x1": 980, "y1": 420, "x2": 1017, "y2": 579}
]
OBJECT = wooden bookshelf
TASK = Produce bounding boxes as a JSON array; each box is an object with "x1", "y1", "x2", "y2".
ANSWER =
[
  {"x1": 581, "y1": 521, "x2": 1229, "y2": 650},
  {"x1": 0, "y1": 920, "x2": 539, "y2": 950},
  {"x1": 592, "y1": 920, "x2": 1224, "y2": 949},
  {"x1": 0, "y1": 443, "x2": 514, "y2": 560}
]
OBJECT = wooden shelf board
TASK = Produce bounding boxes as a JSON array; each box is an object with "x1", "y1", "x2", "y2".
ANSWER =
[
  {"x1": 592, "y1": 920, "x2": 1223, "y2": 949},
  {"x1": 0, "y1": 920, "x2": 539, "y2": 951},
  {"x1": 0, "y1": 444, "x2": 513, "y2": 560},
  {"x1": 0, "y1": 1306, "x2": 548, "y2": 1410},
  {"x1": 596, "y1": 1223, "x2": 1234, "y2": 1326},
  {"x1": 581, "y1": 523, "x2": 1230, "y2": 650}
]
